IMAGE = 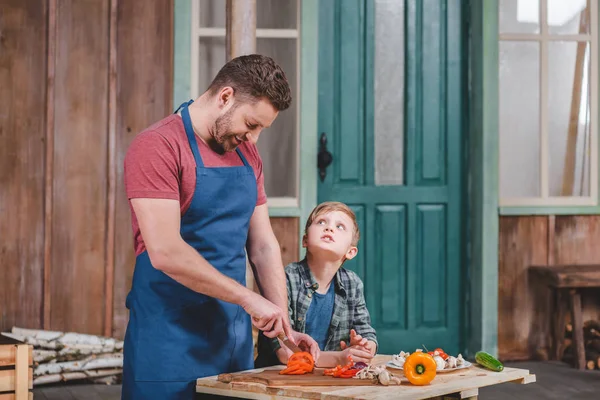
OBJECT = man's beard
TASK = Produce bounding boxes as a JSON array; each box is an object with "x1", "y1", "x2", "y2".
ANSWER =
[{"x1": 210, "y1": 108, "x2": 239, "y2": 153}]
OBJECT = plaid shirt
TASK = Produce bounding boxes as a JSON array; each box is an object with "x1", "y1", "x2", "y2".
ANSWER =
[{"x1": 255, "y1": 259, "x2": 377, "y2": 366}]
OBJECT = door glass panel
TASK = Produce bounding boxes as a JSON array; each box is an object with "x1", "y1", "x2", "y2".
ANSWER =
[
  {"x1": 499, "y1": 41, "x2": 540, "y2": 198},
  {"x1": 257, "y1": 0, "x2": 297, "y2": 29},
  {"x1": 548, "y1": 41, "x2": 591, "y2": 196},
  {"x1": 374, "y1": 0, "x2": 404, "y2": 186},
  {"x1": 548, "y1": 0, "x2": 590, "y2": 35},
  {"x1": 256, "y1": 38, "x2": 298, "y2": 198}
]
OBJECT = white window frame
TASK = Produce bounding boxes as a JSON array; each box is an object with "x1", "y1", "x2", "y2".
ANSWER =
[
  {"x1": 498, "y1": 0, "x2": 599, "y2": 209},
  {"x1": 190, "y1": 0, "x2": 302, "y2": 211}
]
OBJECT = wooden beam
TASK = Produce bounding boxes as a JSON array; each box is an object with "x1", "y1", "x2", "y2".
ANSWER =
[
  {"x1": 43, "y1": 0, "x2": 57, "y2": 330},
  {"x1": 104, "y1": 0, "x2": 118, "y2": 338},
  {"x1": 225, "y1": 0, "x2": 256, "y2": 60},
  {"x1": 561, "y1": 1, "x2": 590, "y2": 196}
]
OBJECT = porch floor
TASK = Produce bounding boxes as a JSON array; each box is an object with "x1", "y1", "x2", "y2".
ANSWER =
[{"x1": 32, "y1": 361, "x2": 599, "y2": 399}]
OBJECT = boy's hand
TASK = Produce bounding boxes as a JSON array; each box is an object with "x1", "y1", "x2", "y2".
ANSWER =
[
  {"x1": 340, "y1": 329, "x2": 367, "y2": 349},
  {"x1": 339, "y1": 346, "x2": 374, "y2": 364}
]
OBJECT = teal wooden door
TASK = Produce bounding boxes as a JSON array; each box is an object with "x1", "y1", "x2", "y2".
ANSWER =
[{"x1": 317, "y1": 0, "x2": 466, "y2": 355}]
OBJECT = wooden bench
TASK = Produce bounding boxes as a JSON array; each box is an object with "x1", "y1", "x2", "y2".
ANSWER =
[{"x1": 529, "y1": 264, "x2": 600, "y2": 370}]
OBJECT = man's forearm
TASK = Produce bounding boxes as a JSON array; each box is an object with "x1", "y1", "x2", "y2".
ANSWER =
[
  {"x1": 248, "y1": 241, "x2": 288, "y2": 323},
  {"x1": 151, "y1": 239, "x2": 254, "y2": 306}
]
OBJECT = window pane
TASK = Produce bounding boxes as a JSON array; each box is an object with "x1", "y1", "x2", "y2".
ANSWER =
[
  {"x1": 548, "y1": 0, "x2": 590, "y2": 35},
  {"x1": 257, "y1": 0, "x2": 297, "y2": 29},
  {"x1": 197, "y1": 37, "x2": 226, "y2": 95},
  {"x1": 256, "y1": 38, "x2": 298, "y2": 198},
  {"x1": 548, "y1": 41, "x2": 591, "y2": 197},
  {"x1": 374, "y1": 0, "x2": 404, "y2": 186},
  {"x1": 499, "y1": 0, "x2": 540, "y2": 34},
  {"x1": 499, "y1": 41, "x2": 540, "y2": 198},
  {"x1": 199, "y1": 0, "x2": 225, "y2": 28},
  {"x1": 199, "y1": 0, "x2": 297, "y2": 29}
]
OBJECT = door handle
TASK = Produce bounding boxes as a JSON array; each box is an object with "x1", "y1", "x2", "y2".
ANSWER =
[{"x1": 317, "y1": 132, "x2": 333, "y2": 182}]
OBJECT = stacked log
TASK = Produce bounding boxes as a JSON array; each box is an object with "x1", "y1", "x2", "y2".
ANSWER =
[
  {"x1": 1, "y1": 327, "x2": 123, "y2": 386},
  {"x1": 562, "y1": 320, "x2": 600, "y2": 370}
]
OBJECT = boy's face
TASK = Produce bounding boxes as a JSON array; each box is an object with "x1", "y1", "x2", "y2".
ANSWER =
[{"x1": 303, "y1": 210, "x2": 358, "y2": 261}]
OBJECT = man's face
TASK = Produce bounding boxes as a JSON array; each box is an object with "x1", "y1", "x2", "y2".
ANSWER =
[{"x1": 211, "y1": 96, "x2": 278, "y2": 152}]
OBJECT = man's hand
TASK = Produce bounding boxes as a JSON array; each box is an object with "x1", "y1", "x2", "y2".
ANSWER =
[
  {"x1": 288, "y1": 331, "x2": 320, "y2": 361},
  {"x1": 240, "y1": 292, "x2": 293, "y2": 339}
]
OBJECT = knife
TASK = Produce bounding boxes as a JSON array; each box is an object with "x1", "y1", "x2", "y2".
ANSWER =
[{"x1": 278, "y1": 334, "x2": 303, "y2": 353}]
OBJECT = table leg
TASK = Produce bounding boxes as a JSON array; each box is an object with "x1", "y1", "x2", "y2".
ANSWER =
[
  {"x1": 552, "y1": 288, "x2": 567, "y2": 360},
  {"x1": 569, "y1": 289, "x2": 585, "y2": 370}
]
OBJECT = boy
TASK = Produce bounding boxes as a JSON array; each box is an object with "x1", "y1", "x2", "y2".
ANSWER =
[{"x1": 255, "y1": 201, "x2": 377, "y2": 368}]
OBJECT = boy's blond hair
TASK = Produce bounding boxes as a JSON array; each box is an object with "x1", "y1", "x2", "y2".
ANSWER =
[{"x1": 304, "y1": 201, "x2": 360, "y2": 246}]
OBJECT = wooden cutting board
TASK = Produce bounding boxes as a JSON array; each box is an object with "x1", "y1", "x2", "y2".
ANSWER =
[{"x1": 217, "y1": 367, "x2": 379, "y2": 387}]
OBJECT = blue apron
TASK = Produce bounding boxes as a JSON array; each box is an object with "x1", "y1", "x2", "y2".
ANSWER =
[{"x1": 122, "y1": 100, "x2": 257, "y2": 399}]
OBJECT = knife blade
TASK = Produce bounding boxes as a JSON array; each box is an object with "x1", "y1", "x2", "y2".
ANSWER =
[{"x1": 278, "y1": 334, "x2": 302, "y2": 353}]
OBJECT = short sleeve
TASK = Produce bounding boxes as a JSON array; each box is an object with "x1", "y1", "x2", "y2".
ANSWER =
[
  {"x1": 242, "y1": 143, "x2": 267, "y2": 206},
  {"x1": 124, "y1": 130, "x2": 181, "y2": 201},
  {"x1": 255, "y1": 160, "x2": 267, "y2": 206}
]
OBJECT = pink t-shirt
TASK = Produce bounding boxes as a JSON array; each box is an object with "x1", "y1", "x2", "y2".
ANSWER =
[{"x1": 124, "y1": 113, "x2": 267, "y2": 256}]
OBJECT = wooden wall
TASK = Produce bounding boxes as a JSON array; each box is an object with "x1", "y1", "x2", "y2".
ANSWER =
[
  {"x1": 499, "y1": 215, "x2": 600, "y2": 361},
  {"x1": 0, "y1": 0, "x2": 299, "y2": 340}
]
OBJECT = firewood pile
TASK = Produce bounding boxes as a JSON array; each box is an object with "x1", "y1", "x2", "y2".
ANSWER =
[
  {"x1": 1, "y1": 327, "x2": 123, "y2": 386},
  {"x1": 562, "y1": 320, "x2": 600, "y2": 370}
]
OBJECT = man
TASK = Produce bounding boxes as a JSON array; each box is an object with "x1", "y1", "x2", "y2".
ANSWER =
[{"x1": 121, "y1": 54, "x2": 319, "y2": 399}]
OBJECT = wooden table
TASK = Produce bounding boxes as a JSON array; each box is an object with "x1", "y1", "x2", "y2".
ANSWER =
[
  {"x1": 195, "y1": 355, "x2": 536, "y2": 399},
  {"x1": 529, "y1": 264, "x2": 600, "y2": 370}
]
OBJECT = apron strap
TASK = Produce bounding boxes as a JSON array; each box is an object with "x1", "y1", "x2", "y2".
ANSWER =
[
  {"x1": 174, "y1": 99, "x2": 194, "y2": 114},
  {"x1": 180, "y1": 101, "x2": 205, "y2": 168},
  {"x1": 235, "y1": 148, "x2": 251, "y2": 167}
]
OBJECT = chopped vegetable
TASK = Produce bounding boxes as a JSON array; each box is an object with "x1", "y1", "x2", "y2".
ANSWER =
[
  {"x1": 279, "y1": 351, "x2": 315, "y2": 375},
  {"x1": 403, "y1": 351, "x2": 437, "y2": 386},
  {"x1": 323, "y1": 356, "x2": 358, "y2": 378}
]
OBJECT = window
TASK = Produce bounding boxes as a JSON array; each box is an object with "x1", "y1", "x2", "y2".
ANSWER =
[
  {"x1": 498, "y1": 0, "x2": 598, "y2": 209},
  {"x1": 191, "y1": 0, "x2": 300, "y2": 207}
]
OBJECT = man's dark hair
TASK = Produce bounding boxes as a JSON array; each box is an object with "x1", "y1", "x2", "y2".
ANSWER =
[{"x1": 207, "y1": 54, "x2": 292, "y2": 111}]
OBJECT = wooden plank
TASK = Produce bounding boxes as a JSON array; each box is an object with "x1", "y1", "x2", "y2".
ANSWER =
[
  {"x1": 0, "y1": 393, "x2": 33, "y2": 400},
  {"x1": 0, "y1": 344, "x2": 33, "y2": 367},
  {"x1": 14, "y1": 345, "x2": 28, "y2": 398},
  {"x1": 270, "y1": 217, "x2": 299, "y2": 267},
  {"x1": 44, "y1": 0, "x2": 57, "y2": 330},
  {"x1": 0, "y1": 0, "x2": 47, "y2": 333},
  {"x1": 226, "y1": 0, "x2": 256, "y2": 60},
  {"x1": 104, "y1": 0, "x2": 118, "y2": 338},
  {"x1": 0, "y1": 369, "x2": 33, "y2": 392},
  {"x1": 112, "y1": 0, "x2": 174, "y2": 339},
  {"x1": 50, "y1": 0, "x2": 109, "y2": 334},
  {"x1": 498, "y1": 216, "x2": 549, "y2": 360}
]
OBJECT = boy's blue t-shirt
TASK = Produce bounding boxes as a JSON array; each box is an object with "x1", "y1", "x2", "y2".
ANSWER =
[{"x1": 305, "y1": 283, "x2": 335, "y2": 350}]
